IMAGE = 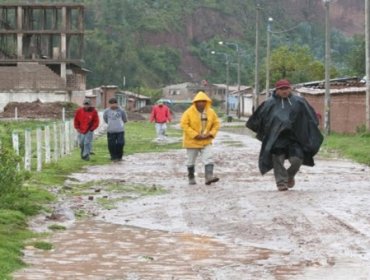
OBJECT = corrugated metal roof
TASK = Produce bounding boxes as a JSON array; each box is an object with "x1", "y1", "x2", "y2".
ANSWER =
[{"x1": 295, "y1": 86, "x2": 366, "y2": 95}]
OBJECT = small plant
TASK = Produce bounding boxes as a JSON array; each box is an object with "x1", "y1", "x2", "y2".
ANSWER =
[
  {"x1": 48, "y1": 224, "x2": 66, "y2": 231},
  {"x1": 33, "y1": 241, "x2": 53, "y2": 251},
  {"x1": 356, "y1": 124, "x2": 367, "y2": 134}
]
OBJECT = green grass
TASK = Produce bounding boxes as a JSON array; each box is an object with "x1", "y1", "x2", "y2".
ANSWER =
[
  {"x1": 322, "y1": 132, "x2": 370, "y2": 165},
  {"x1": 0, "y1": 120, "x2": 181, "y2": 279},
  {"x1": 32, "y1": 241, "x2": 53, "y2": 251},
  {"x1": 0, "y1": 210, "x2": 34, "y2": 279},
  {"x1": 48, "y1": 224, "x2": 67, "y2": 231}
]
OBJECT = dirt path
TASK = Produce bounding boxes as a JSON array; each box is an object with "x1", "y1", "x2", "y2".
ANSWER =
[{"x1": 14, "y1": 131, "x2": 370, "y2": 280}]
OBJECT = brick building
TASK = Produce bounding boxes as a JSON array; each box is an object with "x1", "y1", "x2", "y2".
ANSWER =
[{"x1": 296, "y1": 87, "x2": 368, "y2": 133}]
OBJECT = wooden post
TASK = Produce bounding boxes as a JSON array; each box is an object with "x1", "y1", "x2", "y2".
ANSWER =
[
  {"x1": 15, "y1": 107, "x2": 18, "y2": 120},
  {"x1": 62, "y1": 107, "x2": 66, "y2": 122},
  {"x1": 24, "y1": 129, "x2": 32, "y2": 171},
  {"x1": 12, "y1": 132, "x2": 19, "y2": 155},
  {"x1": 53, "y1": 122, "x2": 59, "y2": 161},
  {"x1": 65, "y1": 121, "x2": 70, "y2": 154},
  {"x1": 59, "y1": 123, "x2": 65, "y2": 156},
  {"x1": 44, "y1": 126, "x2": 51, "y2": 164},
  {"x1": 36, "y1": 128, "x2": 42, "y2": 172},
  {"x1": 12, "y1": 131, "x2": 20, "y2": 170},
  {"x1": 69, "y1": 120, "x2": 75, "y2": 150}
]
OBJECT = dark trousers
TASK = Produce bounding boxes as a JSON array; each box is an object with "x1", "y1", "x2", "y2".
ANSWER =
[
  {"x1": 272, "y1": 154, "x2": 302, "y2": 185},
  {"x1": 107, "y1": 131, "x2": 125, "y2": 160}
]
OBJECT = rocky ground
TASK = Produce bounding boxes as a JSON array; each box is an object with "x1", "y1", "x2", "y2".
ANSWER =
[{"x1": 13, "y1": 127, "x2": 370, "y2": 280}]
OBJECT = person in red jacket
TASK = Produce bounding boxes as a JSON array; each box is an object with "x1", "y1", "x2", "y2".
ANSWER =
[
  {"x1": 74, "y1": 99, "x2": 100, "y2": 160},
  {"x1": 150, "y1": 100, "x2": 171, "y2": 141}
]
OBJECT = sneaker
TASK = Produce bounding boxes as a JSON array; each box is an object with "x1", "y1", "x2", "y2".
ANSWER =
[
  {"x1": 277, "y1": 183, "x2": 288, "y2": 191},
  {"x1": 288, "y1": 178, "x2": 295, "y2": 188}
]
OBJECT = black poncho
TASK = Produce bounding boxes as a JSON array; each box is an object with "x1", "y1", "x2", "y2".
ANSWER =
[{"x1": 246, "y1": 92, "x2": 324, "y2": 175}]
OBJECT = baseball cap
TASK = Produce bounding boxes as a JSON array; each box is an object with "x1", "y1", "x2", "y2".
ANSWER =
[{"x1": 275, "y1": 79, "x2": 291, "y2": 89}]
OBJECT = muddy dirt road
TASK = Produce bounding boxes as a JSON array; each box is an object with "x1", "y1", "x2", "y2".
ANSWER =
[{"x1": 14, "y1": 130, "x2": 370, "y2": 280}]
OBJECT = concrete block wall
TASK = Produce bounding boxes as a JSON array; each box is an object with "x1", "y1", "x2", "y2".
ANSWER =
[{"x1": 0, "y1": 91, "x2": 69, "y2": 112}]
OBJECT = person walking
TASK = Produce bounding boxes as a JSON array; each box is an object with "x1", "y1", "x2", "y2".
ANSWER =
[
  {"x1": 150, "y1": 100, "x2": 171, "y2": 141},
  {"x1": 103, "y1": 97, "x2": 128, "y2": 162},
  {"x1": 181, "y1": 91, "x2": 220, "y2": 185},
  {"x1": 74, "y1": 98, "x2": 100, "y2": 161},
  {"x1": 246, "y1": 79, "x2": 323, "y2": 191}
]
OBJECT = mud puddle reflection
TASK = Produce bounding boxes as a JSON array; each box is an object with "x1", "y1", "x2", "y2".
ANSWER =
[{"x1": 14, "y1": 219, "x2": 304, "y2": 280}]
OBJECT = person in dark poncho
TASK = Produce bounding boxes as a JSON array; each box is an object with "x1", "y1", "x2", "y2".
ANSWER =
[{"x1": 246, "y1": 79, "x2": 323, "y2": 191}]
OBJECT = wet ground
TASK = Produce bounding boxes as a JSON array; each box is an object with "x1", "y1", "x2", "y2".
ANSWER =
[{"x1": 14, "y1": 128, "x2": 370, "y2": 280}]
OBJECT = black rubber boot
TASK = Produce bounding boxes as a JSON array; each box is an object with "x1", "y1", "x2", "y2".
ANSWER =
[
  {"x1": 187, "y1": 166, "x2": 196, "y2": 185},
  {"x1": 205, "y1": 164, "x2": 219, "y2": 185}
]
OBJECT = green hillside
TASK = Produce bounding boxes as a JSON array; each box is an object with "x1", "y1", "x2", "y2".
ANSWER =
[{"x1": 0, "y1": 0, "x2": 366, "y2": 89}]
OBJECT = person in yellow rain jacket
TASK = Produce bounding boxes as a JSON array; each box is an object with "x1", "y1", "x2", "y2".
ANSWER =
[{"x1": 180, "y1": 91, "x2": 220, "y2": 185}]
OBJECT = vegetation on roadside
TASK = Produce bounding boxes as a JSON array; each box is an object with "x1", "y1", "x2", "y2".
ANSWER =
[
  {"x1": 48, "y1": 224, "x2": 67, "y2": 231},
  {"x1": 32, "y1": 241, "x2": 53, "y2": 251},
  {"x1": 322, "y1": 133, "x2": 370, "y2": 165},
  {"x1": 0, "y1": 120, "x2": 181, "y2": 279}
]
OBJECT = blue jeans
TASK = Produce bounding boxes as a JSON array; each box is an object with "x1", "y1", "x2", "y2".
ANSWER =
[
  {"x1": 78, "y1": 131, "x2": 93, "y2": 159},
  {"x1": 107, "y1": 131, "x2": 125, "y2": 160}
]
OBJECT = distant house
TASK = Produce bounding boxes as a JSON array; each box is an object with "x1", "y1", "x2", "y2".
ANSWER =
[
  {"x1": 163, "y1": 82, "x2": 225, "y2": 102},
  {"x1": 212, "y1": 84, "x2": 253, "y2": 116},
  {"x1": 81, "y1": 85, "x2": 118, "y2": 109},
  {"x1": 121, "y1": 91, "x2": 150, "y2": 111},
  {"x1": 290, "y1": 77, "x2": 367, "y2": 133}
]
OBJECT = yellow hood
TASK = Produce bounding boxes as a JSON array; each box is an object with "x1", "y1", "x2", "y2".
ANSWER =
[{"x1": 192, "y1": 91, "x2": 212, "y2": 106}]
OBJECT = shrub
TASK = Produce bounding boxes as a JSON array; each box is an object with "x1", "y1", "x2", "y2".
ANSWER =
[{"x1": 0, "y1": 146, "x2": 23, "y2": 196}]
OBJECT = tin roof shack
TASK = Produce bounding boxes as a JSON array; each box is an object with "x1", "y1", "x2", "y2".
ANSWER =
[
  {"x1": 80, "y1": 85, "x2": 118, "y2": 109},
  {"x1": 296, "y1": 86, "x2": 367, "y2": 133},
  {"x1": 0, "y1": 4, "x2": 87, "y2": 111},
  {"x1": 122, "y1": 91, "x2": 150, "y2": 111},
  {"x1": 227, "y1": 86, "x2": 253, "y2": 116},
  {"x1": 163, "y1": 82, "x2": 225, "y2": 102}
]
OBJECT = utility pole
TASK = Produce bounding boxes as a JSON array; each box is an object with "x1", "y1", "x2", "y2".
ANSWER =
[
  {"x1": 219, "y1": 41, "x2": 241, "y2": 117},
  {"x1": 226, "y1": 57, "x2": 230, "y2": 116},
  {"x1": 211, "y1": 51, "x2": 230, "y2": 116},
  {"x1": 324, "y1": 0, "x2": 331, "y2": 135},
  {"x1": 366, "y1": 0, "x2": 370, "y2": 130},
  {"x1": 265, "y1": 17, "x2": 273, "y2": 96},
  {"x1": 254, "y1": 3, "x2": 261, "y2": 111}
]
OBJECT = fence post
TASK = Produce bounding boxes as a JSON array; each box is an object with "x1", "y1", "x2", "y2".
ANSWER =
[
  {"x1": 44, "y1": 125, "x2": 51, "y2": 164},
  {"x1": 15, "y1": 107, "x2": 18, "y2": 120},
  {"x1": 53, "y1": 122, "x2": 59, "y2": 161},
  {"x1": 62, "y1": 107, "x2": 66, "y2": 122},
  {"x1": 69, "y1": 120, "x2": 75, "y2": 150},
  {"x1": 12, "y1": 131, "x2": 19, "y2": 155},
  {"x1": 12, "y1": 131, "x2": 20, "y2": 170},
  {"x1": 64, "y1": 121, "x2": 70, "y2": 154},
  {"x1": 36, "y1": 128, "x2": 42, "y2": 172},
  {"x1": 59, "y1": 122, "x2": 65, "y2": 157},
  {"x1": 24, "y1": 129, "x2": 32, "y2": 171}
]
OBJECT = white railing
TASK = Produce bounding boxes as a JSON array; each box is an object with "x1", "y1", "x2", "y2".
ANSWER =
[{"x1": 8, "y1": 112, "x2": 105, "y2": 172}]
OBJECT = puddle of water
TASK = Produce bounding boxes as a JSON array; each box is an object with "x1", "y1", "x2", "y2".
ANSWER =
[{"x1": 14, "y1": 219, "x2": 304, "y2": 280}]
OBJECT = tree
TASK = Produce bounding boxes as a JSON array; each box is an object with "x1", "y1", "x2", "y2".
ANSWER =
[
  {"x1": 268, "y1": 45, "x2": 332, "y2": 85},
  {"x1": 345, "y1": 35, "x2": 365, "y2": 77}
]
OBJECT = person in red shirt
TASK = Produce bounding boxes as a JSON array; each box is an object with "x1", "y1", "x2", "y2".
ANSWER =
[
  {"x1": 74, "y1": 99, "x2": 100, "y2": 160},
  {"x1": 150, "y1": 100, "x2": 171, "y2": 141}
]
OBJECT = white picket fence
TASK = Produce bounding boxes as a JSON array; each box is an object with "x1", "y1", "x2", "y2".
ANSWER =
[{"x1": 10, "y1": 112, "x2": 105, "y2": 172}]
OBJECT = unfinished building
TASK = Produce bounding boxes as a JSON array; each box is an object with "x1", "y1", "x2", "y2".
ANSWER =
[{"x1": 0, "y1": 3, "x2": 87, "y2": 111}]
